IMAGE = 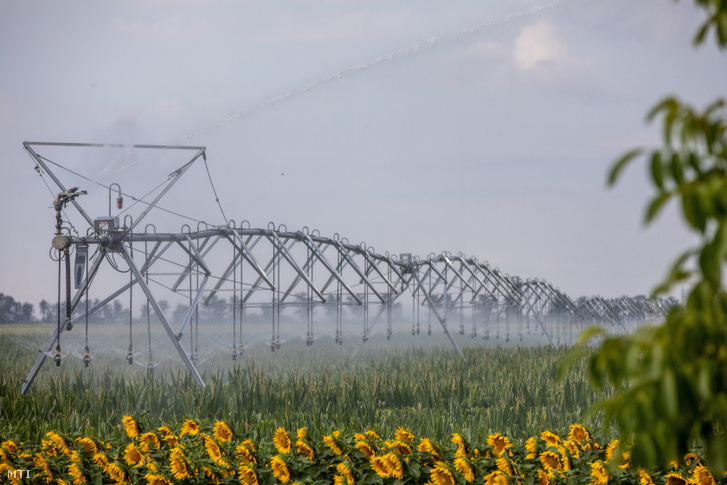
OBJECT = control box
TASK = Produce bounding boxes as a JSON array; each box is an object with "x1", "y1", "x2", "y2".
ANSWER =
[{"x1": 94, "y1": 216, "x2": 119, "y2": 234}]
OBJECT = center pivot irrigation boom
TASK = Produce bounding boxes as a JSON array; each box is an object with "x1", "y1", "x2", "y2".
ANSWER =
[{"x1": 20, "y1": 142, "x2": 669, "y2": 395}]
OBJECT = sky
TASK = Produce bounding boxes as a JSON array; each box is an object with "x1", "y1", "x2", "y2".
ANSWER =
[{"x1": 1, "y1": 0, "x2": 725, "y2": 311}]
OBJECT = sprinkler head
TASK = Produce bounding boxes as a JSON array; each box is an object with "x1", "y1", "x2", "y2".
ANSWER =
[
  {"x1": 126, "y1": 348, "x2": 133, "y2": 365},
  {"x1": 117, "y1": 196, "x2": 123, "y2": 209},
  {"x1": 54, "y1": 351, "x2": 61, "y2": 367},
  {"x1": 232, "y1": 348, "x2": 237, "y2": 360},
  {"x1": 83, "y1": 351, "x2": 91, "y2": 367}
]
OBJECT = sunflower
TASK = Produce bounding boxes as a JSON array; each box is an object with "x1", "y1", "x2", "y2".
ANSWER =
[
  {"x1": 236, "y1": 442, "x2": 257, "y2": 464},
  {"x1": 157, "y1": 426, "x2": 173, "y2": 437},
  {"x1": 388, "y1": 439, "x2": 412, "y2": 456},
  {"x1": 296, "y1": 440, "x2": 315, "y2": 461},
  {"x1": 370, "y1": 456, "x2": 390, "y2": 478},
  {"x1": 666, "y1": 473, "x2": 688, "y2": 485},
  {"x1": 273, "y1": 427, "x2": 292, "y2": 454},
  {"x1": 68, "y1": 462, "x2": 86, "y2": 485},
  {"x1": 92, "y1": 452, "x2": 109, "y2": 468},
  {"x1": 540, "y1": 451, "x2": 562, "y2": 473},
  {"x1": 46, "y1": 431, "x2": 72, "y2": 455},
  {"x1": 562, "y1": 440, "x2": 580, "y2": 459},
  {"x1": 238, "y1": 465, "x2": 259, "y2": 485},
  {"x1": 454, "y1": 456, "x2": 475, "y2": 483},
  {"x1": 567, "y1": 424, "x2": 590, "y2": 444},
  {"x1": 122, "y1": 415, "x2": 140, "y2": 439},
  {"x1": 271, "y1": 455, "x2": 291, "y2": 483},
  {"x1": 180, "y1": 419, "x2": 200, "y2": 436},
  {"x1": 385, "y1": 452, "x2": 404, "y2": 479},
  {"x1": 104, "y1": 462, "x2": 127, "y2": 483},
  {"x1": 638, "y1": 468, "x2": 655, "y2": 485},
  {"x1": 170, "y1": 447, "x2": 191, "y2": 480},
  {"x1": 430, "y1": 464, "x2": 455, "y2": 485},
  {"x1": 496, "y1": 456, "x2": 513, "y2": 477},
  {"x1": 336, "y1": 461, "x2": 355, "y2": 484},
  {"x1": 395, "y1": 427, "x2": 415, "y2": 443},
  {"x1": 605, "y1": 440, "x2": 619, "y2": 460},
  {"x1": 75, "y1": 437, "x2": 98, "y2": 454},
  {"x1": 355, "y1": 440, "x2": 375, "y2": 459},
  {"x1": 204, "y1": 436, "x2": 224, "y2": 463},
  {"x1": 537, "y1": 469, "x2": 549, "y2": 485},
  {"x1": 33, "y1": 453, "x2": 54, "y2": 482},
  {"x1": 297, "y1": 428, "x2": 306, "y2": 440},
  {"x1": 525, "y1": 437, "x2": 538, "y2": 459},
  {"x1": 684, "y1": 453, "x2": 701, "y2": 467},
  {"x1": 334, "y1": 475, "x2": 347, "y2": 485},
  {"x1": 365, "y1": 430, "x2": 380, "y2": 440},
  {"x1": 144, "y1": 473, "x2": 172, "y2": 485},
  {"x1": 487, "y1": 433, "x2": 511, "y2": 457},
  {"x1": 213, "y1": 420, "x2": 234, "y2": 442},
  {"x1": 540, "y1": 430, "x2": 561, "y2": 448},
  {"x1": 452, "y1": 433, "x2": 468, "y2": 457},
  {"x1": 5, "y1": 439, "x2": 23, "y2": 452},
  {"x1": 590, "y1": 461, "x2": 609, "y2": 485},
  {"x1": 162, "y1": 434, "x2": 179, "y2": 447},
  {"x1": 139, "y1": 432, "x2": 161, "y2": 451},
  {"x1": 323, "y1": 434, "x2": 343, "y2": 455},
  {"x1": 484, "y1": 470, "x2": 508, "y2": 485},
  {"x1": 691, "y1": 465, "x2": 716, "y2": 485},
  {"x1": 418, "y1": 438, "x2": 438, "y2": 457},
  {"x1": 124, "y1": 442, "x2": 145, "y2": 468}
]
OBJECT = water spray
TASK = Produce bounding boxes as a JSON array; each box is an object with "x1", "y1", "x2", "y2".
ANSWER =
[{"x1": 182, "y1": 0, "x2": 575, "y2": 140}]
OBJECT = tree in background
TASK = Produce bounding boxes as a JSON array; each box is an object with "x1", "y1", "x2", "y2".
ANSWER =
[
  {"x1": 0, "y1": 293, "x2": 34, "y2": 323},
  {"x1": 574, "y1": 0, "x2": 727, "y2": 473}
]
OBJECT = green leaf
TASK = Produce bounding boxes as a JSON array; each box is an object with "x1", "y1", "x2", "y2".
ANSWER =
[
  {"x1": 661, "y1": 369, "x2": 678, "y2": 419},
  {"x1": 670, "y1": 153, "x2": 685, "y2": 185},
  {"x1": 651, "y1": 152, "x2": 666, "y2": 189},
  {"x1": 608, "y1": 148, "x2": 643, "y2": 186},
  {"x1": 645, "y1": 192, "x2": 671, "y2": 224}
]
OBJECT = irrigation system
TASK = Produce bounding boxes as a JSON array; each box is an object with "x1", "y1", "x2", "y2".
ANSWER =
[{"x1": 20, "y1": 141, "x2": 670, "y2": 394}]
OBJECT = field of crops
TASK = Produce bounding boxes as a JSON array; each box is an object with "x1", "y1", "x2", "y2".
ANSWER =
[
  {"x1": 1, "y1": 323, "x2": 606, "y2": 443},
  {"x1": 0, "y1": 323, "x2": 720, "y2": 484}
]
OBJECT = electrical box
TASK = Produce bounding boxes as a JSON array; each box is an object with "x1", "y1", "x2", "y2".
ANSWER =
[{"x1": 94, "y1": 216, "x2": 119, "y2": 234}]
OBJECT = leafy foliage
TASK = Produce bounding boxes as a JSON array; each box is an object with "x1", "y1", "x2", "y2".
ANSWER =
[{"x1": 575, "y1": 0, "x2": 727, "y2": 473}]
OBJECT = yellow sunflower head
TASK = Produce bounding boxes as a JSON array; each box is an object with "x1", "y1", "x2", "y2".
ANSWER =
[
  {"x1": 395, "y1": 427, "x2": 415, "y2": 443},
  {"x1": 204, "y1": 436, "x2": 224, "y2": 463},
  {"x1": 123, "y1": 442, "x2": 145, "y2": 468},
  {"x1": 122, "y1": 415, "x2": 140, "y2": 439},
  {"x1": 296, "y1": 440, "x2": 315, "y2": 461},
  {"x1": 487, "y1": 433, "x2": 511, "y2": 457},
  {"x1": 590, "y1": 461, "x2": 609, "y2": 485},
  {"x1": 540, "y1": 430, "x2": 561, "y2": 448},
  {"x1": 484, "y1": 470, "x2": 508, "y2": 485},
  {"x1": 180, "y1": 419, "x2": 200, "y2": 436},
  {"x1": 323, "y1": 434, "x2": 343, "y2": 455},
  {"x1": 238, "y1": 465, "x2": 258, "y2": 485},
  {"x1": 75, "y1": 437, "x2": 98, "y2": 454},
  {"x1": 273, "y1": 427, "x2": 292, "y2": 454},
  {"x1": 213, "y1": 420, "x2": 234, "y2": 442},
  {"x1": 666, "y1": 472, "x2": 688, "y2": 485},
  {"x1": 431, "y1": 465, "x2": 455, "y2": 485},
  {"x1": 454, "y1": 456, "x2": 475, "y2": 483},
  {"x1": 539, "y1": 451, "x2": 562, "y2": 472},
  {"x1": 370, "y1": 456, "x2": 390, "y2": 478},
  {"x1": 336, "y1": 461, "x2": 355, "y2": 484},
  {"x1": 384, "y1": 452, "x2": 404, "y2": 480},
  {"x1": 355, "y1": 440, "x2": 375, "y2": 459},
  {"x1": 567, "y1": 424, "x2": 590, "y2": 443},
  {"x1": 638, "y1": 468, "x2": 655, "y2": 485},
  {"x1": 271, "y1": 455, "x2": 291, "y2": 483},
  {"x1": 170, "y1": 448, "x2": 190, "y2": 480},
  {"x1": 692, "y1": 465, "x2": 716, "y2": 485}
]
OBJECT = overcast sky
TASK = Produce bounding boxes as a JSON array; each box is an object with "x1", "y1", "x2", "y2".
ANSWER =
[{"x1": 1, "y1": 0, "x2": 724, "y2": 309}]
